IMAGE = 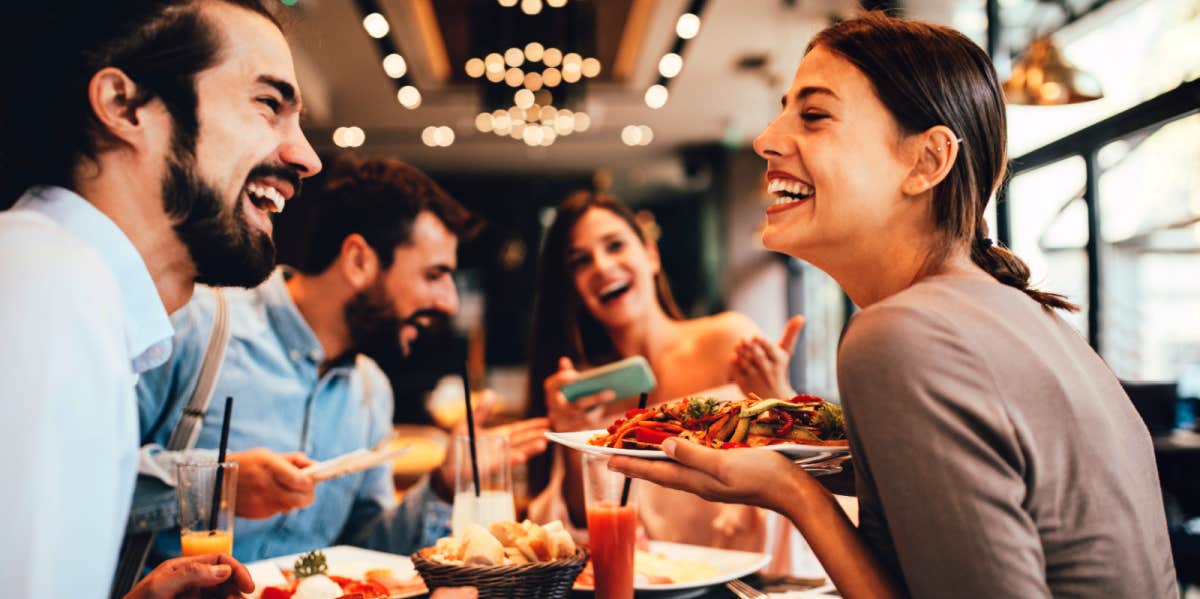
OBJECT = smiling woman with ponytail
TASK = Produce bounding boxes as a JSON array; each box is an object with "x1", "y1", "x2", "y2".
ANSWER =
[{"x1": 607, "y1": 11, "x2": 1177, "y2": 599}]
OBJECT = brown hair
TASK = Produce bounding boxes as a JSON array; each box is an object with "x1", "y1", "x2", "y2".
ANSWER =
[
  {"x1": 524, "y1": 191, "x2": 682, "y2": 493},
  {"x1": 810, "y1": 12, "x2": 1077, "y2": 311}
]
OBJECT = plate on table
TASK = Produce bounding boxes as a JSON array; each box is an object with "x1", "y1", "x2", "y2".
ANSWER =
[
  {"x1": 546, "y1": 430, "x2": 849, "y2": 462},
  {"x1": 573, "y1": 540, "x2": 771, "y2": 597},
  {"x1": 243, "y1": 545, "x2": 426, "y2": 599}
]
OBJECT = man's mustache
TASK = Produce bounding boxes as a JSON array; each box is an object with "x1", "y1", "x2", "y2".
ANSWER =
[{"x1": 245, "y1": 163, "x2": 302, "y2": 195}]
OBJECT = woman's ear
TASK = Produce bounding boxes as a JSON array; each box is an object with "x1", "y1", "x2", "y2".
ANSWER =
[
  {"x1": 645, "y1": 237, "x2": 662, "y2": 275},
  {"x1": 338, "y1": 233, "x2": 380, "y2": 291},
  {"x1": 901, "y1": 125, "x2": 960, "y2": 197}
]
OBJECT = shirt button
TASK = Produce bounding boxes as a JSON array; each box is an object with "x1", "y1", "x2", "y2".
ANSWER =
[
  {"x1": 309, "y1": 350, "x2": 321, "y2": 361},
  {"x1": 289, "y1": 349, "x2": 301, "y2": 361}
]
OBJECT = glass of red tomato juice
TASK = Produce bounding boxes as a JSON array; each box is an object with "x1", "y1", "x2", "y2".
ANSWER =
[{"x1": 582, "y1": 451, "x2": 637, "y2": 599}]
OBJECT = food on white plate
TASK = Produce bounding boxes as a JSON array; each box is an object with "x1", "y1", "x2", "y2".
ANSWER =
[
  {"x1": 251, "y1": 549, "x2": 422, "y2": 599},
  {"x1": 426, "y1": 519, "x2": 578, "y2": 566},
  {"x1": 574, "y1": 549, "x2": 720, "y2": 587},
  {"x1": 589, "y1": 393, "x2": 848, "y2": 450}
]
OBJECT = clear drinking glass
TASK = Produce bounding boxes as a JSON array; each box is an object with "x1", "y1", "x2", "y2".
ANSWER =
[
  {"x1": 582, "y1": 452, "x2": 638, "y2": 599},
  {"x1": 176, "y1": 461, "x2": 238, "y2": 556},
  {"x1": 450, "y1": 433, "x2": 515, "y2": 536}
]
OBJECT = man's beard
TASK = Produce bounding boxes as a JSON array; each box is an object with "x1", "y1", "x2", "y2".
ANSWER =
[
  {"x1": 162, "y1": 141, "x2": 283, "y2": 288},
  {"x1": 344, "y1": 277, "x2": 449, "y2": 363}
]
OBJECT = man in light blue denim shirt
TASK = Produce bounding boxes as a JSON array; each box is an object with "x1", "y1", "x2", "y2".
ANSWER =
[{"x1": 135, "y1": 157, "x2": 548, "y2": 564}]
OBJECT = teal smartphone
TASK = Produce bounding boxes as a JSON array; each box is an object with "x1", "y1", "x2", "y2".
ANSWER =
[{"x1": 561, "y1": 355, "x2": 657, "y2": 403}]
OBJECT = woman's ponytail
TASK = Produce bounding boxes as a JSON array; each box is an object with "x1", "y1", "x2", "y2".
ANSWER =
[{"x1": 969, "y1": 234, "x2": 1080, "y2": 312}]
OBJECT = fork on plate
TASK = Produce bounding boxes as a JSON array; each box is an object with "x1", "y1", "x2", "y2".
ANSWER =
[{"x1": 726, "y1": 578, "x2": 769, "y2": 599}]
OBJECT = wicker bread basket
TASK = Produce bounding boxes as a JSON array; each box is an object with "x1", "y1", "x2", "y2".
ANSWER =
[{"x1": 412, "y1": 546, "x2": 589, "y2": 599}]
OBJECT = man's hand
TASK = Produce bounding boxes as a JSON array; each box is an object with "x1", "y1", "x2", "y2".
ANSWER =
[
  {"x1": 730, "y1": 315, "x2": 805, "y2": 399},
  {"x1": 123, "y1": 553, "x2": 254, "y2": 599},
  {"x1": 228, "y1": 448, "x2": 316, "y2": 519},
  {"x1": 607, "y1": 438, "x2": 807, "y2": 513}
]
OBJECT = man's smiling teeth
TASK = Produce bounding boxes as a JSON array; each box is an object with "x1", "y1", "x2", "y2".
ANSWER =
[
  {"x1": 767, "y1": 178, "x2": 815, "y2": 205},
  {"x1": 245, "y1": 182, "x2": 285, "y2": 213}
]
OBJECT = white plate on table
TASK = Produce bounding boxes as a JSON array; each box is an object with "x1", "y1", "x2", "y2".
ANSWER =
[
  {"x1": 546, "y1": 430, "x2": 849, "y2": 462},
  {"x1": 574, "y1": 540, "x2": 771, "y2": 596},
  {"x1": 243, "y1": 545, "x2": 426, "y2": 598}
]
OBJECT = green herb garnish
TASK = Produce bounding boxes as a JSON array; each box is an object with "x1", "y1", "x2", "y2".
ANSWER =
[
  {"x1": 293, "y1": 550, "x2": 328, "y2": 578},
  {"x1": 684, "y1": 397, "x2": 720, "y2": 420},
  {"x1": 817, "y1": 402, "x2": 846, "y2": 440}
]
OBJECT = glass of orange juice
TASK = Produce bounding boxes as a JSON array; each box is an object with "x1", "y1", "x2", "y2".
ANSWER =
[
  {"x1": 176, "y1": 461, "x2": 238, "y2": 556},
  {"x1": 582, "y1": 452, "x2": 638, "y2": 599}
]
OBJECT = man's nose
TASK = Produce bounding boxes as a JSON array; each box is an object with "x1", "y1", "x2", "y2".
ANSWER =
[{"x1": 280, "y1": 122, "x2": 322, "y2": 179}]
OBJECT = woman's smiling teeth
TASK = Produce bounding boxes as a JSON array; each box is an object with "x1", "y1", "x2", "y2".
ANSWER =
[
  {"x1": 598, "y1": 281, "x2": 632, "y2": 304},
  {"x1": 767, "y1": 178, "x2": 815, "y2": 205},
  {"x1": 245, "y1": 182, "x2": 286, "y2": 213}
]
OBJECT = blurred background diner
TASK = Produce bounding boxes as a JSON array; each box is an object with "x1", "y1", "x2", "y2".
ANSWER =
[{"x1": 150, "y1": 0, "x2": 1199, "y2": 593}]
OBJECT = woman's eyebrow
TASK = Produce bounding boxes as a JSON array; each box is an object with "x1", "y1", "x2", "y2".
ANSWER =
[{"x1": 781, "y1": 86, "x2": 840, "y2": 107}]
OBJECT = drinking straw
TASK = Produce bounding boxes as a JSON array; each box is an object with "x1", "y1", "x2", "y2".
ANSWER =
[
  {"x1": 461, "y1": 362, "x2": 481, "y2": 497},
  {"x1": 208, "y1": 396, "x2": 233, "y2": 531},
  {"x1": 619, "y1": 392, "x2": 649, "y2": 507}
]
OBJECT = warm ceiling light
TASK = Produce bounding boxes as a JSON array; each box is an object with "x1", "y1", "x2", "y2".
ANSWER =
[
  {"x1": 658, "y1": 53, "x2": 682, "y2": 78},
  {"x1": 547, "y1": 0, "x2": 567, "y2": 7},
  {"x1": 504, "y1": 47, "x2": 525, "y2": 67},
  {"x1": 676, "y1": 13, "x2": 701, "y2": 40},
  {"x1": 525, "y1": 42, "x2": 545, "y2": 62},
  {"x1": 542, "y1": 67, "x2": 562, "y2": 87},
  {"x1": 486, "y1": 68, "x2": 505, "y2": 83},
  {"x1": 510, "y1": 121, "x2": 526, "y2": 140},
  {"x1": 574, "y1": 112, "x2": 591, "y2": 132},
  {"x1": 542, "y1": 47, "x2": 563, "y2": 67},
  {"x1": 383, "y1": 53, "x2": 407, "y2": 78},
  {"x1": 563, "y1": 53, "x2": 582, "y2": 68},
  {"x1": 465, "y1": 58, "x2": 485, "y2": 78},
  {"x1": 421, "y1": 126, "x2": 438, "y2": 147},
  {"x1": 524, "y1": 71, "x2": 544, "y2": 91},
  {"x1": 554, "y1": 112, "x2": 575, "y2": 135},
  {"x1": 498, "y1": 0, "x2": 518, "y2": 6},
  {"x1": 434, "y1": 126, "x2": 455, "y2": 147},
  {"x1": 397, "y1": 85, "x2": 422, "y2": 109},
  {"x1": 644, "y1": 84, "x2": 669, "y2": 109},
  {"x1": 485, "y1": 53, "x2": 504, "y2": 72},
  {"x1": 1003, "y1": 37, "x2": 1103, "y2": 105},
  {"x1": 581, "y1": 57, "x2": 601, "y2": 78},
  {"x1": 505, "y1": 67, "x2": 525, "y2": 87},
  {"x1": 562, "y1": 68, "x2": 581, "y2": 83},
  {"x1": 508, "y1": 106, "x2": 525, "y2": 122},
  {"x1": 521, "y1": 0, "x2": 543, "y2": 15},
  {"x1": 621, "y1": 125, "x2": 642, "y2": 146},
  {"x1": 515, "y1": 89, "x2": 535, "y2": 109},
  {"x1": 475, "y1": 113, "x2": 495, "y2": 133},
  {"x1": 493, "y1": 111, "x2": 512, "y2": 132},
  {"x1": 523, "y1": 124, "x2": 544, "y2": 145},
  {"x1": 637, "y1": 125, "x2": 654, "y2": 145},
  {"x1": 534, "y1": 89, "x2": 553, "y2": 106},
  {"x1": 337, "y1": 126, "x2": 364, "y2": 148},
  {"x1": 540, "y1": 105, "x2": 557, "y2": 123},
  {"x1": 540, "y1": 125, "x2": 557, "y2": 146},
  {"x1": 362, "y1": 12, "x2": 390, "y2": 39}
]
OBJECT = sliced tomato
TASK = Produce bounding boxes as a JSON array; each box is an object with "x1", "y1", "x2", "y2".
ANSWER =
[
  {"x1": 790, "y1": 394, "x2": 823, "y2": 404},
  {"x1": 340, "y1": 580, "x2": 390, "y2": 599},
  {"x1": 633, "y1": 428, "x2": 675, "y2": 445},
  {"x1": 260, "y1": 587, "x2": 294, "y2": 599}
]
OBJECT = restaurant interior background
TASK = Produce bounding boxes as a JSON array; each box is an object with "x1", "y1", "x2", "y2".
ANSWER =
[{"x1": 268, "y1": 0, "x2": 1200, "y2": 577}]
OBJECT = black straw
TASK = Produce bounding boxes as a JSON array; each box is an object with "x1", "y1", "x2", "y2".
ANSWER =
[
  {"x1": 461, "y1": 362, "x2": 481, "y2": 497},
  {"x1": 619, "y1": 392, "x2": 649, "y2": 507},
  {"x1": 208, "y1": 396, "x2": 233, "y2": 531}
]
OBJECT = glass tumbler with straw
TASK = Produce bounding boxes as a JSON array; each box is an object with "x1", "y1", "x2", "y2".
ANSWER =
[
  {"x1": 177, "y1": 396, "x2": 237, "y2": 556},
  {"x1": 583, "y1": 451, "x2": 638, "y2": 599}
]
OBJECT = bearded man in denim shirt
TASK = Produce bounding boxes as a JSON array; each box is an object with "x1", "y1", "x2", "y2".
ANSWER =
[{"x1": 136, "y1": 157, "x2": 548, "y2": 563}]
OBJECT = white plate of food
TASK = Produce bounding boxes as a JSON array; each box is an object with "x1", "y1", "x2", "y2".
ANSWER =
[
  {"x1": 243, "y1": 545, "x2": 426, "y2": 599},
  {"x1": 573, "y1": 540, "x2": 771, "y2": 595},
  {"x1": 546, "y1": 429, "x2": 847, "y2": 462},
  {"x1": 546, "y1": 394, "x2": 851, "y2": 462}
]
